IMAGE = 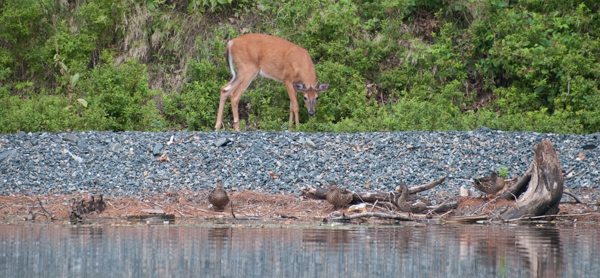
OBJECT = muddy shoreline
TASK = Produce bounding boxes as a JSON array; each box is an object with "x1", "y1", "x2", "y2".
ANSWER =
[{"x1": 2, "y1": 188, "x2": 599, "y2": 225}]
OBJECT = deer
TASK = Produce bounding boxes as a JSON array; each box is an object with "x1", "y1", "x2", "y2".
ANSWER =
[{"x1": 215, "y1": 33, "x2": 329, "y2": 131}]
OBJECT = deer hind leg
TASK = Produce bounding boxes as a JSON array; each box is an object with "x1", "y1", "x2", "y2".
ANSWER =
[
  {"x1": 215, "y1": 80, "x2": 236, "y2": 131},
  {"x1": 285, "y1": 82, "x2": 300, "y2": 130},
  {"x1": 229, "y1": 70, "x2": 258, "y2": 131}
]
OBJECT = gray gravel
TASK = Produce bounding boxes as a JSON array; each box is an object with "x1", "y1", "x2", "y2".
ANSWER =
[{"x1": 1, "y1": 129, "x2": 599, "y2": 202}]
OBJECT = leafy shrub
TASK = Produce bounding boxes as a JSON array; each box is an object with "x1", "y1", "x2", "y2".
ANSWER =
[
  {"x1": 1, "y1": 0, "x2": 599, "y2": 134},
  {"x1": 81, "y1": 59, "x2": 164, "y2": 131}
]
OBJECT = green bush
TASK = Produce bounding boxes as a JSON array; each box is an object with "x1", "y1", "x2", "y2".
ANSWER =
[
  {"x1": 1, "y1": 0, "x2": 599, "y2": 134},
  {"x1": 81, "y1": 60, "x2": 164, "y2": 131}
]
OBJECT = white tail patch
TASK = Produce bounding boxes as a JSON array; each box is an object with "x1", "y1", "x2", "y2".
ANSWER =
[{"x1": 227, "y1": 41, "x2": 236, "y2": 81}]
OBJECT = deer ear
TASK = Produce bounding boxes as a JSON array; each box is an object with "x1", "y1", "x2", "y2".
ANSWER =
[
  {"x1": 293, "y1": 82, "x2": 306, "y2": 91},
  {"x1": 317, "y1": 83, "x2": 329, "y2": 92}
]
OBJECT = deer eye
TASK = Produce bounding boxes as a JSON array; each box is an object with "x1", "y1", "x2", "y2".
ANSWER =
[
  {"x1": 303, "y1": 96, "x2": 308, "y2": 101},
  {"x1": 315, "y1": 96, "x2": 319, "y2": 100}
]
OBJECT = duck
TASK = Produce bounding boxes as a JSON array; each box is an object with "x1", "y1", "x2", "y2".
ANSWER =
[
  {"x1": 472, "y1": 171, "x2": 505, "y2": 200},
  {"x1": 95, "y1": 195, "x2": 107, "y2": 213},
  {"x1": 208, "y1": 183, "x2": 230, "y2": 211},
  {"x1": 396, "y1": 183, "x2": 427, "y2": 213},
  {"x1": 326, "y1": 182, "x2": 353, "y2": 210}
]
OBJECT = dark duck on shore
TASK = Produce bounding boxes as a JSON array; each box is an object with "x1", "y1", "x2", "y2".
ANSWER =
[
  {"x1": 472, "y1": 171, "x2": 505, "y2": 200},
  {"x1": 396, "y1": 183, "x2": 427, "y2": 213},
  {"x1": 208, "y1": 183, "x2": 230, "y2": 211},
  {"x1": 326, "y1": 183, "x2": 353, "y2": 210}
]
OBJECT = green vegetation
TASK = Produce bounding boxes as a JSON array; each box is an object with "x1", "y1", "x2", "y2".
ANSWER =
[
  {"x1": 1, "y1": 0, "x2": 599, "y2": 133},
  {"x1": 497, "y1": 165, "x2": 509, "y2": 179}
]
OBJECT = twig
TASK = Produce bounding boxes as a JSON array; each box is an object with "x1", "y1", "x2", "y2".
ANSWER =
[
  {"x1": 426, "y1": 199, "x2": 450, "y2": 217},
  {"x1": 194, "y1": 207, "x2": 211, "y2": 213},
  {"x1": 560, "y1": 192, "x2": 600, "y2": 205},
  {"x1": 562, "y1": 191, "x2": 584, "y2": 204},
  {"x1": 564, "y1": 169, "x2": 585, "y2": 180},
  {"x1": 506, "y1": 213, "x2": 594, "y2": 222},
  {"x1": 230, "y1": 201, "x2": 236, "y2": 219},
  {"x1": 174, "y1": 132, "x2": 196, "y2": 144},
  {"x1": 370, "y1": 200, "x2": 378, "y2": 213},
  {"x1": 438, "y1": 210, "x2": 453, "y2": 219},
  {"x1": 563, "y1": 166, "x2": 576, "y2": 176},
  {"x1": 175, "y1": 209, "x2": 186, "y2": 217},
  {"x1": 444, "y1": 214, "x2": 489, "y2": 224},
  {"x1": 36, "y1": 197, "x2": 54, "y2": 220},
  {"x1": 111, "y1": 202, "x2": 130, "y2": 210},
  {"x1": 408, "y1": 175, "x2": 447, "y2": 194}
]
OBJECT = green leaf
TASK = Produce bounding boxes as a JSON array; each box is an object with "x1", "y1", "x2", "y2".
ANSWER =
[
  {"x1": 534, "y1": 86, "x2": 544, "y2": 94},
  {"x1": 77, "y1": 98, "x2": 88, "y2": 107},
  {"x1": 70, "y1": 73, "x2": 80, "y2": 86}
]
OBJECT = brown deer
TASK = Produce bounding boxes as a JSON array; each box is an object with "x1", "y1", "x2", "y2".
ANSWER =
[{"x1": 215, "y1": 34, "x2": 329, "y2": 131}]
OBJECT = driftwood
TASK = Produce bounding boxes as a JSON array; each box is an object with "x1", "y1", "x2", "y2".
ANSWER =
[
  {"x1": 500, "y1": 140, "x2": 564, "y2": 219},
  {"x1": 302, "y1": 175, "x2": 447, "y2": 204},
  {"x1": 328, "y1": 212, "x2": 427, "y2": 222},
  {"x1": 452, "y1": 140, "x2": 565, "y2": 222}
]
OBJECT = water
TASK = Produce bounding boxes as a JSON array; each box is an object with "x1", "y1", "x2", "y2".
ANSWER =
[{"x1": 0, "y1": 223, "x2": 598, "y2": 277}]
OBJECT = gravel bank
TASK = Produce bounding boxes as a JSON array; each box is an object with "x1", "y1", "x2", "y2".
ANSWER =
[{"x1": 1, "y1": 129, "x2": 599, "y2": 204}]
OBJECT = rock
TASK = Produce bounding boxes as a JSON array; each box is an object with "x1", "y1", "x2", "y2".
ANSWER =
[
  {"x1": 459, "y1": 186, "x2": 472, "y2": 197},
  {"x1": 63, "y1": 134, "x2": 78, "y2": 142},
  {"x1": 0, "y1": 149, "x2": 17, "y2": 162},
  {"x1": 77, "y1": 138, "x2": 87, "y2": 150},
  {"x1": 153, "y1": 143, "x2": 164, "y2": 156},
  {"x1": 63, "y1": 149, "x2": 83, "y2": 163},
  {"x1": 582, "y1": 144, "x2": 597, "y2": 150},
  {"x1": 109, "y1": 143, "x2": 122, "y2": 152},
  {"x1": 303, "y1": 138, "x2": 316, "y2": 149},
  {"x1": 215, "y1": 138, "x2": 232, "y2": 147}
]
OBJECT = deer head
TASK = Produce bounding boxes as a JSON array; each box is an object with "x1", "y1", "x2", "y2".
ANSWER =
[{"x1": 294, "y1": 82, "x2": 329, "y2": 117}]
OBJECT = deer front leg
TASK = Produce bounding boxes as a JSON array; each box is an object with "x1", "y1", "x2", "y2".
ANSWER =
[
  {"x1": 230, "y1": 91, "x2": 242, "y2": 132},
  {"x1": 215, "y1": 84, "x2": 232, "y2": 131},
  {"x1": 285, "y1": 83, "x2": 300, "y2": 130},
  {"x1": 289, "y1": 101, "x2": 294, "y2": 130}
]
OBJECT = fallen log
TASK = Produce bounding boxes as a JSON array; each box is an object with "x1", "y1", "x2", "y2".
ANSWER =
[
  {"x1": 328, "y1": 212, "x2": 423, "y2": 222},
  {"x1": 301, "y1": 175, "x2": 447, "y2": 204}
]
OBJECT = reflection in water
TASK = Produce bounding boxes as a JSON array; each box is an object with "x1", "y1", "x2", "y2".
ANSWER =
[{"x1": 0, "y1": 223, "x2": 598, "y2": 277}]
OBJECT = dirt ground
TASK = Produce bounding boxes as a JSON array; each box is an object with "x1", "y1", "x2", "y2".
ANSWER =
[
  {"x1": 0, "y1": 190, "x2": 345, "y2": 223},
  {"x1": 1, "y1": 187, "x2": 599, "y2": 225}
]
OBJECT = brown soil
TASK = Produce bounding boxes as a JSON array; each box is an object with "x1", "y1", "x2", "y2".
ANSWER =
[
  {"x1": 0, "y1": 190, "x2": 357, "y2": 223},
  {"x1": 1, "y1": 189, "x2": 598, "y2": 224}
]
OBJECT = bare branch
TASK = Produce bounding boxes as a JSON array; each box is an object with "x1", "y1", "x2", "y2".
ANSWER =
[{"x1": 329, "y1": 212, "x2": 418, "y2": 221}]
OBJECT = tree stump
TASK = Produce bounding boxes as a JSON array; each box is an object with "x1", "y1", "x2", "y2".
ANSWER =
[{"x1": 500, "y1": 139, "x2": 564, "y2": 220}]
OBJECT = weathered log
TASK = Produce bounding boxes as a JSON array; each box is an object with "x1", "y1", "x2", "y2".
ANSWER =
[
  {"x1": 301, "y1": 175, "x2": 446, "y2": 204},
  {"x1": 500, "y1": 139, "x2": 564, "y2": 220},
  {"x1": 328, "y1": 212, "x2": 422, "y2": 222}
]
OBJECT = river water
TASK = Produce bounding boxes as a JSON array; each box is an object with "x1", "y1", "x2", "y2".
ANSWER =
[{"x1": 0, "y1": 222, "x2": 598, "y2": 277}]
